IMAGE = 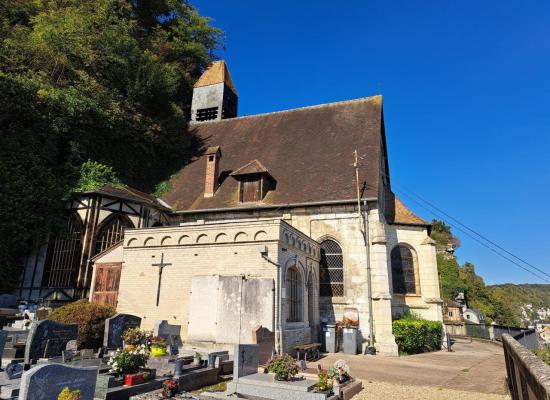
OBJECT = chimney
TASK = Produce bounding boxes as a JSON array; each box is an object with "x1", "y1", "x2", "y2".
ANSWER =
[{"x1": 204, "y1": 146, "x2": 222, "y2": 197}]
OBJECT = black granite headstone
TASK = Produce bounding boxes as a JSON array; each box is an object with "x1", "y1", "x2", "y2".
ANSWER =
[
  {"x1": 18, "y1": 363, "x2": 97, "y2": 400},
  {"x1": 103, "y1": 313, "x2": 141, "y2": 349},
  {"x1": 24, "y1": 320, "x2": 79, "y2": 365}
]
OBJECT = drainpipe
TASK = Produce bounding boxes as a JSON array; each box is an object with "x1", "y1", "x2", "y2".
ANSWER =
[{"x1": 363, "y1": 200, "x2": 375, "y2": 352}]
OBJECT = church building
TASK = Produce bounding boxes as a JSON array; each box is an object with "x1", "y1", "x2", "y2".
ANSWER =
[{"x1": 20, "y1": 61, "x2": 444, "y2": 356}]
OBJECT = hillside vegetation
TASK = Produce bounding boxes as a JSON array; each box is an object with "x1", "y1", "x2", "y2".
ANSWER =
[
  {"x1": 433, "y1": 220, "x2": 520, "y2": 326},
  {"x1": 0, "y1": 0, "x2": 221, "y2": 291},
  {"x1": 488, "y1": 284, "x2": 550, "y2": 325}
]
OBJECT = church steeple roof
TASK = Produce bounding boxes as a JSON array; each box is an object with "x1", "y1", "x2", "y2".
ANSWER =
[{"x1": 194, "y1": 60, "x2": 237, "y2": 94}]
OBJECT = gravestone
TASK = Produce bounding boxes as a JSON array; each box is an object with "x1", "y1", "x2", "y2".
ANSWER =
[
  {"x1": 233, "y1": 344, "x2": 258, "y2": 378},
  {"x1": 4, "y1": 361, "x2": 23, "y2": 380},
  {"x1": 153, "y1": 320, "x2": 182, "y2": 347},
  {"x1": 0, "y1": 294, "x2": 17, "y2": 309},
  {"x1": 251, "y1": 325, "x2": 274, "y2": 366},
  {"x1": 207, "y1": 351, "x2": 229, "y2": 368},
  {"x1": 24, "y1": 320, "x2": 78, "y2": 365},
  {"x1": 103, "y1": 313, "x2": 141, "y2": 349},
  {"x1": 18, "y1": 363, "x2": 97, "y2": 400}
]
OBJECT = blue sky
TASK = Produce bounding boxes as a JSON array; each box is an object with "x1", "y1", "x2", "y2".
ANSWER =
[{"x1": 192, "y1": 0, "x2": 550, "y2": 285}]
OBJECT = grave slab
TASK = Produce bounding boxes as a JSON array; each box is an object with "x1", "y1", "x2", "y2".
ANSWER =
[
  {"x1": 24, "y1": 320, "x2": 78, "y2": 365},
  {"x1": 104, "y1": 314, "x2": 141, "y2": 349},
  {"x1": 18, "y1": 363, "x2": 98, "y2": 400}
]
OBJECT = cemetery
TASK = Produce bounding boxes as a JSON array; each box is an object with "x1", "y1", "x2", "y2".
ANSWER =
[{"x1": 0, "y1": 298, "x2": 364, "y2": 400}]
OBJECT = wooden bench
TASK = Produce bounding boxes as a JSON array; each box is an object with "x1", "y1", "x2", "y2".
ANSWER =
[{"x1": 294, "y1": 342, "x2": 321, "y2": 362}]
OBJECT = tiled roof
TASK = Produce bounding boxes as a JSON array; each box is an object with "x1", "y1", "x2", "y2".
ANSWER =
[
  {"x1": 230, "y1": 160, "x2": 270, "y2": 176},
  {"x1": 163, "y1": 96, "x2": 385, "y2": 211},
  {"x1": 193, "y1": 61, "x2": 237, "y2": 93},
  {"x1": 81, "y1": 186, "x2": 170, "y2": 210},
  {"x1": 385, "y1": 189, "x2": 429, "y2": 226}
]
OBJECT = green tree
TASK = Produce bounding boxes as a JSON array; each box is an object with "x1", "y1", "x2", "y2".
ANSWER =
[{"x1": 0, "y1": 0, "x2": 221, "y2": 292}]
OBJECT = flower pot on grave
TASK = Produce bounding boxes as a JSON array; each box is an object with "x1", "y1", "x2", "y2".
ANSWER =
[
  {"x1": 343, "y1": 327, "x2": 359, "y2": 355},
  {"x1": 151, "y1": 345, "x2": 167, "y2": 357},
  {"x1": 124, "y1": 372, "x2": 146, "y2": 386}
]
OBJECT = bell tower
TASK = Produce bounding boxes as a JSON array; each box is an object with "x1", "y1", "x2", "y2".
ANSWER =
[{"x1": 191, "y1": 60, "x2": 238, "y2": 122}]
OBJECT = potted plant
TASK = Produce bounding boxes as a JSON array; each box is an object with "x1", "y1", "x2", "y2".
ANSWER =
[
  {"x1": 193, "y1": 352, "x2": 202, "y2": 366},
  {"x1": 314, "y1": 365, "x2": 333, "y2": 394},
  {"x1": 162, "y1": 379, "x2": 178, "y2": 398},
  {"x1": 108, "y1": 344, "x2": 149, "y2": 385},
  {"x1": 57, "y1": 387, "x2": 81, "y2": 400},
  {"x1": 266, "y1": 354, "x2": 299, "y2": 381},
  {"x1": 150, "y1": 336, "x2": 167, "y2": 357},
  {"x1": 122, "y1": 327, "x2": 148, "y2": 350},
  {"x1": 329, "y1": 359, "x2": 351, "y2": 384}
]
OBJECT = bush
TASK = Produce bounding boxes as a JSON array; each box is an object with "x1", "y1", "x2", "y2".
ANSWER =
[
  {"x1": 534, "y1": 347, "x2": 550, "y2": 366},
  {"x1": 107, "y1": 345, "x2": 149, "y2": 376},
  {"x1": 266, "y1": 354, "x2": 299, "y2": 381},
  {"x1": 392, "y1": 318, "x2": 443, "y2": 355},
  {"x1": 48, "y1": 300, "x2": 115, "y2": 348}
]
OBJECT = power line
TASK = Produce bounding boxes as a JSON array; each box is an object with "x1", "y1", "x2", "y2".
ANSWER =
[
  {"x1": 394, "y1": 190, "x2": 550, "y2": 283},
  {"x1": 391, "y1": 181, "x2": 550, "y2": 281}
]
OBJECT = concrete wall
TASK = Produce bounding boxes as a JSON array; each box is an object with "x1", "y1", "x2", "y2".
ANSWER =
[{"x1": 187, "y1": 275, "x2": 274, "y2": 344}]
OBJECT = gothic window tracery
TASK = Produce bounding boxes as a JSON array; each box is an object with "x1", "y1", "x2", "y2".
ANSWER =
[
  {"x1": 319, "y1": 239, "x2": 344, "y2": 297},
  {"x1": 391, "y1": 245, "x2": 420, "y2": 295},
  {"x1": 94, "y1": 215, "x2": 133, "y2": 256}
]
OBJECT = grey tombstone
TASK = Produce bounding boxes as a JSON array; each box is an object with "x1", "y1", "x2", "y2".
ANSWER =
[
  {"x1": 18, "y1": 363, "x2": 97, "y2": 400},
  {"x1": 233, "y1": 344, "x2": 259, "y2": 379},
  {"x1": 103, "y1": 313, "x2": 141, "y2": 349},
  {"x1": 24, "y1": 320, "x2": 78, "y2": 365},
  {"x1": 153, "y1": 320, "x2": 182, "y2": 347},
  {"x1": 207, "y1": 351, "x2": 229, "y2": 368}
]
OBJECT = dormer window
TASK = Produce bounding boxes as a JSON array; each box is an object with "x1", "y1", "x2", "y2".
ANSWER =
[{"x1": 230, "y1": 160, "x2": 276, "y2": 203}]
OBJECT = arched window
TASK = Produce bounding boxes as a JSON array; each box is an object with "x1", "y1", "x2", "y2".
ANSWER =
[
  {"x1": 286, "y1": 266, "x2": 303, "y2": 322},
  {"x1": 307, "y1": 271, "x2": 315, "y2": 326},
  {"x1": 94, "y1": 215, "x2": 133, "y2": 256},
  {"x1": 319, "y1": 240, "x2": 344, "y2": 297},
  {"x1": 391, "y1": 245, "x2": 419, "y2": 295},
  {"x1": 42, "y1": 214, "x2": 83, "y2": 288}
]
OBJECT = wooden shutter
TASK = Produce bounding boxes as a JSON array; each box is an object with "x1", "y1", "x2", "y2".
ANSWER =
[{"x1": 241, "y1": 176, "x2": 261, "y2": 202}]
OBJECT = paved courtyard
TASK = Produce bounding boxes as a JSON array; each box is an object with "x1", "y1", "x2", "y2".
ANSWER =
[{"x1": 306, "y1": 339, "x2": 509, "y2": 398}]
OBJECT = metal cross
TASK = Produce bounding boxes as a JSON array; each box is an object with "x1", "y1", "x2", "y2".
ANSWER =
[{"x1": 152, "y1": 253, "x2": 172, "y2": 306}]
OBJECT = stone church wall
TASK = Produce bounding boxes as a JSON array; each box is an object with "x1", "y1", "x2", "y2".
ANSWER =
[
  {"x1": 386, "y1": 224, "x2": 443, "y2": 321},
  {"x1": 173, "y1": 201, "x2": 442, "y2": 356}
]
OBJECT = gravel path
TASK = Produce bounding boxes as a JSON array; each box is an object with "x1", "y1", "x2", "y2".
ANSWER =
[{"x1": 356, "y1": 380, "x2": 510, "y2": 400}]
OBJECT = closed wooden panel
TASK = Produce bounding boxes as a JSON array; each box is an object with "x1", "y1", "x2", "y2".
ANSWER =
[
  {"x1": 92, "y1": 263, "x2": 122, "y2": 308},
  {"x1": 242, "y1": 177, "x2": 261, "y2": 202}
]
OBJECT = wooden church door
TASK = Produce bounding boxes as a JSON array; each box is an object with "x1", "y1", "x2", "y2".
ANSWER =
[{"x1": 92, "y1": 263, "x2": 122, "y2": 308}]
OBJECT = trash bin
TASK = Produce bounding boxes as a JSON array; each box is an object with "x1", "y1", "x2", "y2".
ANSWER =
[
  {"x1": 325, "y1": 324, "x2": 338, "y2": 353},
  {"x1": 343, "y1": 326, "x2": 359, "y2": 355}
]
